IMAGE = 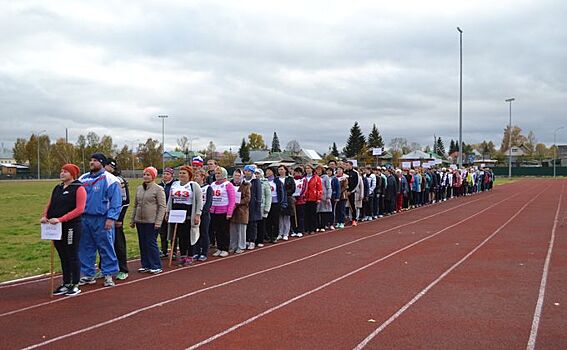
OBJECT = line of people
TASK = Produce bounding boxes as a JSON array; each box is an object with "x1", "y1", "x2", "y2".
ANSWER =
[{"x1": 41, "y1": 153, "x2": 494, "y2": 296}]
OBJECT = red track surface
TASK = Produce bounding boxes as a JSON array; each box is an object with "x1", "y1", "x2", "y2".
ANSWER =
[{"x1": 1, "y1": 179, "x2": 565, "y2": 350}]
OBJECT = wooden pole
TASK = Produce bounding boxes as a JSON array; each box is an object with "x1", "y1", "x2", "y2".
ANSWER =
[
  {"x1": 168, "y1": 223, "x2": 178, "y2": 268},
  {"x1": 50, "y1": 241, "x2": 55, "y2": 298}
]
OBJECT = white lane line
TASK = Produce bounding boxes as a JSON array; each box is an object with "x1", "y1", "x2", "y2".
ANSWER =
[
  {"x1": 0, "y1": 257, "x2": 143, "y2": 290},
  {"x1": 526, "y1": 182, "x2": 564, "y2": 350},
  {"x1": 2, "y1": 191, "x2": 491, "y2": 318},
  {"x1": 183, "y1": 186, "x2": 535, "y2": 350},
  {"x1": 353, "y1": 184, "x2": 549, "y2": 350},
  {"x1": 18, "y1": 190, "x2": 507, "y2": 350}
]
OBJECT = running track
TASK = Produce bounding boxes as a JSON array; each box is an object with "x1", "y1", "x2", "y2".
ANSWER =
[{"x1": 1, "y1": 179, "x2": 565, "y2": 349}]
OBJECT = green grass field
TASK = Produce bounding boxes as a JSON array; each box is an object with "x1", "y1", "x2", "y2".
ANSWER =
[
  {"x1": 0, "y1": 179, "x2": 143, "y2": 282},
  {"x1": 0, "y1": 176, "x2": 520, "y2": 283}
]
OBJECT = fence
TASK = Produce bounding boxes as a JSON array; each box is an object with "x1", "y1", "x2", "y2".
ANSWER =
[{"x1": 491, "y1": 167, "x2": 567, "y2": 177}]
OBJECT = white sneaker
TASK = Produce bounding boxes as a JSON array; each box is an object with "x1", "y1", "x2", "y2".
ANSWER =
[
  {"x1": 282, "y1": 235, "x2": 288, "y2": 241},
  {"x1": 213, "y1": 250, "x2": 222, "y2": 257},
  {"x1": 235, "y1": 249, "x2": 244, "y2": 254},
  {"x1": 291, "y1": 233, "x2": 298, "y2": 237},
  {"x1": 276, "y1": 235, "x2": 283, "y2": 241},
  {"x1": 329, "y1": 226, "x2": 335, "y2": 230},
  {"x1": 257, "y1": 243, "x2": 264, "y2": 247},
  {"x1": 219, "y1": 251, "x2": 229, "y2": 257},
  {"x1": 247, "y1": 242, "x2": 255, "y2": 250},
  {"x1": 320, "y1": 228, "x2": 325, "y2": 232},
  {"x1": 297, "y1": 233, "x2": 303, "y2": 237}
]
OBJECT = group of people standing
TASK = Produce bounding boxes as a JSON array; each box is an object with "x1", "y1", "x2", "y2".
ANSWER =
[{"x1": 41, "y1": 153, "x2": 494, "y2": 296}]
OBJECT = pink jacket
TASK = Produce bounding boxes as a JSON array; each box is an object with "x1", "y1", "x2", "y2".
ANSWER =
[{"x1": 209, "y1": 179, "x2": 236, "y2": 216}]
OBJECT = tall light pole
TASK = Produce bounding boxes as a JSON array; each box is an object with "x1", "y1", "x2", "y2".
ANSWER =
[
  {"x1": 126, "y1": 139, "x2": 139, "y2": 178},
  {"x1": 157, "y1": 115, "x2": 168, "y2": 173},
  {"x1": 505, "y1": 98, "x2": 515, "y2": 178},
  {"x1": 35, "y1": 130, "x2": 46, "y2": 180},
  {"x1": 457, "y1": 27, "x2": 463, "y2": 169},
  {"x1": 554, "y1": 126, "x2": 564, "y2": 178}
]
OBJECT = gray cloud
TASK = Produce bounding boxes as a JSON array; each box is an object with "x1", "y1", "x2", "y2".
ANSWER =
[{"x1": 1, "y1": 0, "x2": 566, "y2": 155}]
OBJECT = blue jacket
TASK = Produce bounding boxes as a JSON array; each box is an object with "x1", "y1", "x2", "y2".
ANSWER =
[{"x1": 79, "y1": 169, "x2": 122, "y2": 220}]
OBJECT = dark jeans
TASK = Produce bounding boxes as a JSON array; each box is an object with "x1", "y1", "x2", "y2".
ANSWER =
[
  {"x1": 54, "y1": 221, "x2": 82, "y2": 285},
  {"x1": 304, "y1": 201, "x2": 317, "y2": 233},
  {"x1": 336, "y1": 200, "x2": 346, "y2": 224},
  {"x1": 136, "y1": 223, "x2": 161, "y2": 270},
  {"x1": 292, "y1": 203, "x2": 305, "y2": 234},
  {"x1": 348, "y1": 193, "x2": 356, "y2": 220},
  {"x1": 211, "y1": 213, "x2": 230, "y2": 251},
  {"x1": 194, "y1": 213, "x2": 210, "y2": 257},
  {"x1": 317, "y1": 212, "x2": 332, "y2": 229},
  {"x1": 246, "y1": 220, "x2": 259, "y2": 243},
  {"x1": 159, "y1": 219, "x2": 169, "y2": 255},
  {"x1": 266, "y1": 203, "x2": 281, "y2": 241}
]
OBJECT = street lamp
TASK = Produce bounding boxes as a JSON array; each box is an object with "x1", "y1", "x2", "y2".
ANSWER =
[
  {"x1": 35, "y1": 130, "x2": 46, "y2": 180},
  {"x1": 157, "y1": 115, "x2": 168, "y2": 173},
  {"x1": 505, "y1": 98, "x2": 515, "y2": 178},
  {"x1": 457, "y1": 27, "x2": 463, "y2": 169},
  {"x1": 554, "y1": 126, "x2": 564, "y2": 178},
  {"x1": 126, "y1": 139, "x2": 139, "y2": 178}
]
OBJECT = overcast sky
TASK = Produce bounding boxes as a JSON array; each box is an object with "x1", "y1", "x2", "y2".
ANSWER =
[{"x1": 1, "y1": 0, "x2": 566, "y2": 154}]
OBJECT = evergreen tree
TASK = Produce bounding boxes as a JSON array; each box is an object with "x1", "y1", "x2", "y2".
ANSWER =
[
  {"x1": 367, "y1": 124, "x2": 384, "y2": 148},
  {"x1": 239, "y1": 138, "x2": 250, "y2": 163},
  {"x1": 270, "y1": 131, "x2": 281, "y2": 153},
  {"x1": 435, "y1": 137, "x2": 446, "y2": 156},
  {"x1": 449, "y1": 139, "x2": 456, "y2": 154},
  {"x1": 331, "y1": 142, "x2": 340, "y2": 157},
  {"x1": 343, "y1": 121, "x2": 366, "y2": 158}
]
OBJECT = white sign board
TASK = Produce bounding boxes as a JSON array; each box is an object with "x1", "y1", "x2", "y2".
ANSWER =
[
  {"x1": 372, "y1": 147, "x2": 384, "y2": 156},
  {"x1": 435, "y1": 159, "x2": 443, "y2": 165},
  {"x1": 423, "y1": 163, "x2": 430, "y2": 169},
  {"x1": 480, "y1": 163, "x2": 486, "y2": 168},
  {"x1": 168, "y1": 210, "x2": 187, "y2": 223},
  {"x1": 401, "y1": 162, "x2": 411, "y2": 169},
  {"x1": 235, "y1": 191, "x2": 242, "y2": 204},
  {"x1": 412, "y1": 161, "x2": 421, "y2": 167},
  {"x1": 348, "y1": 159, "x2": 358, "y2": 168},
  {"x1": 41, "y1": 223, "x2": 62, "y2": 241}
]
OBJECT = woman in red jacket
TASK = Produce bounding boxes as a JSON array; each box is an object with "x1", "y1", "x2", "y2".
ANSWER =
[
  {"x1": 40, "y1": 164, "x2": 86, "y2": 296},
  {"x1": 303, "y1": 164, "x2": 322, "y2": 235}
]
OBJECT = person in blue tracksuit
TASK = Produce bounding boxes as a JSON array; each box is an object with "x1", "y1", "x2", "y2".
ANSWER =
[{"x1": 78, "y1": 152, "x2": 122, "y2": 287}]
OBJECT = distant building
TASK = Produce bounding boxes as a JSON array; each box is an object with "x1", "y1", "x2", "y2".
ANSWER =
[
  {"x1": 557, "y1": 145, "x2": 567, "y2": 166},
  {"x1": 505, "y1": 145, "x2": 531, "y2": 166},
  {"x1": 0, "y1": 144, "x2": 14, "y2": 165}
]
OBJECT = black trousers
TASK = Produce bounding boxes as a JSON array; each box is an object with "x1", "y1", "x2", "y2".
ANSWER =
[
  {"x1": 176, "y1": 220, "x2": 193, "y2": 258},
  {"x1": 292, "y1": 204, "x2": 305, "y2": 234},
  {"x1": 255, "y1": 219, "x2": 267, "y2": 245},
  {"x1": 211, "y1": 213, "x2": 230, "y2": 251},
  {"x1": 246, "y1": 220, "x2": 258, "y2": 243},
  {"x1": 159, "y1": 219, "x2": 169, "y2": 255},
  {"x1": 304, "y1": 201, "x2": 317, "y2": 233},
  {"x1": 114, "y1": 224, "x2": 128, "y2": 273},
  {"x1": 54, "y1": 221, "x2": 82, "y2": 285},
  {"x1": 348, "y1": 193, "x2": 356, "y2": 220},
  {"x1": 266, "y1": 203, "x2": 281, "y2": 241},
  {"x1": 195, "y1": 213, "x2": 210, "y2": 257}
]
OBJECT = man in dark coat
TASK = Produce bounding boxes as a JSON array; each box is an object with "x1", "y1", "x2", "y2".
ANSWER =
[{"x1": 244, "y1": 165, "x2": 263, "y2": 249}]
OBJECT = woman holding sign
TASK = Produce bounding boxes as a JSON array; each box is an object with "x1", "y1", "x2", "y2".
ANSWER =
[
  {"x1": 130, "y1": 167, "x2": 166, "y2": 274},
  {"x1": 167, "y1": 165, "x2": 202, "y2": 267},
  {"x1": 41, "y1": 164, "x2": 86, "y2": 296},
  {"x1": 210, "y1": 167, "x2": 236, "y2": 257}
]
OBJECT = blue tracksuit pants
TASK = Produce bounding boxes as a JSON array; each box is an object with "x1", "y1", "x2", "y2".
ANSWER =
[{"x1": 80, "y1": 215, "x2": 119, "y2": 277}]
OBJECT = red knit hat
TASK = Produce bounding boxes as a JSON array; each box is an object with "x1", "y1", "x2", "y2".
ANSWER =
[
  {"x1": 144, "y1": 166, "x2": 158, "y2": 180},
  {"x1": 62, "y1": 164, "x2": 80, "y2": 179}
]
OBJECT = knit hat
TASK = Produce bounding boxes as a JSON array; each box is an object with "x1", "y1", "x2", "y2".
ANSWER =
[
  {"x1": 243, "y1": 164, "x2": 256, "y2": 173},
  {"x1": 192, "y1": 156, "x2": 204, "y2": 167},
  {"x1": 218, "y1": 167, "x2": 228, "y2": 179},
  {"x1": 106, "y1": 158, "x2": 117, "y2": 168},
  {"x1": 62, "y1": 164, "x2": 80, "y2": 179},
  {"x1": 144, "y1": 166, "x2": 158, "y2": 180},
  {"x1": 90, "y1": 152, "x2": 107, "y2": 165},
  {"x1": 164, "y1": 167, "x2": 174, "y2": 175},
  {"x1": 255, "y1": 168, "x2": 264, "y2": 178}
]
